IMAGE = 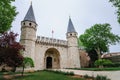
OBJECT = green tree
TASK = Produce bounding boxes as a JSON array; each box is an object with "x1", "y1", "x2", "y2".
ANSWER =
[
  {"x1": 109, "y1": 0, "x2": 120, "y2": 23},
  {"x1": 0, "y1": 32, "x2": 24, "y2": 72},
  {"x1": 0, "y1": 0, "x2": 17, "y2": 33},
  {"x1": 79, "y1": 23, "x2": 120, "y2": 59},
  {"x1": 22, "y1": 57, "x2": 34, "y2": 76}
]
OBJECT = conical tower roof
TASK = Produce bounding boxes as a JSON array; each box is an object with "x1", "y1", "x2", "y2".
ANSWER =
[
  {"x1": 67, "y1": 17, "x2": 76, "y2": 33},
  {"x1": 23, "y1": 3, "x2": 36, "y2": 23}
]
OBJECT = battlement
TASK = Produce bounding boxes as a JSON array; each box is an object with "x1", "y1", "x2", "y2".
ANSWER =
[{"x1": 36, "y1": 36, "x2": 68, "y2": 47}]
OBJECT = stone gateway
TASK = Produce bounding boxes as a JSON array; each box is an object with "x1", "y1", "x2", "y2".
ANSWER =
[{"x1": 20, "y1": 4, "x2": 89, "y2": 70}]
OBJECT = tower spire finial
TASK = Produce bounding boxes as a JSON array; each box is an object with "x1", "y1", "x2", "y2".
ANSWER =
[{"x1": 69, "y1": 14, "x2": 70, "y2": 19}]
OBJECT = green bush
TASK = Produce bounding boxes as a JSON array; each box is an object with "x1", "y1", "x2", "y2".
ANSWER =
[
  {"x1": 83, "y1": 74, "x2": 89, "y2": 78},
  {"x1": 66, "y1": 67, "x2": 120, "y2": 71},
  {"x1": 113, "y1": 63, "x2": 120, "y2": 67},
  {"x1": 103, "y1": 62, "x2": 120, "y2": 67},
  {"x1": 95, "y1": 75, "x2": 110, "y2": 80},
  {"x1": 94, "y1": 59, "x2": 112, "y2": 67},
  {"x1": 95, "y1": 59, "x2": 104, "y2": 67}
]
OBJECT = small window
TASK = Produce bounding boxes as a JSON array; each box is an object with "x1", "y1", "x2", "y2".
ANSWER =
[
  {"x1": 70, "y1": 34, "x2": 72, "y2": 36},
  {"x1": 29, "y1": 23, "x2": 32, "y2": 26},
  {"x1": 23, "y1": 22, "x2": 25, "y2": 25}
]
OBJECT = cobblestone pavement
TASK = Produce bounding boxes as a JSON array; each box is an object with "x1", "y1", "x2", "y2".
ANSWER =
[{"x1": 53, "y1": 69, "x2": 120, "y2": 80}]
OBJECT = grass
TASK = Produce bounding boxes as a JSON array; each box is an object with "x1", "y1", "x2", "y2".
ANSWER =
[
  {"x1": 68, "y1": 67, "x2": 120, "y2": 71},
  {"x1": 0, "y1": 71, "x2": 85, "y2": 80}
]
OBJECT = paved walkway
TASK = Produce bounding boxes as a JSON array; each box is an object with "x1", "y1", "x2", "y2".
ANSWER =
[{"x1": 53, "y1": 69, "x2": 120, "y2": 80}]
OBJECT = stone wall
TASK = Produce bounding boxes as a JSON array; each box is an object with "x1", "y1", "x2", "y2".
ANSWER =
[{"x1": 79, "y1": 49, "x2": 90, "y2": 68}]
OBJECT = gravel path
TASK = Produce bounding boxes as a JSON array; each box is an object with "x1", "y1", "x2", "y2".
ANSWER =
[{"x1": 53, "y1": 69, "x2": 120, "y2": 80}]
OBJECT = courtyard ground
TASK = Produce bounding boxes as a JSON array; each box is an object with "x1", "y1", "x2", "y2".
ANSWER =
[
  {"x1": 55, "y1": 69, "x2": 120, "y2": 80},
  {"x1": 0, "y1": 71, "x2": 85, "y2": 80}
]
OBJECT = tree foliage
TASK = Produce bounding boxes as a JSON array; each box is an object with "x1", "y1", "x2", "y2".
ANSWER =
[
  {"x1": 0, "y1": 32, "x2": 24, "y2": 71},
  {"x1": 87, "y1": 49, "x2": 98, "y2": 67},
  {"x1": 22, "y1": 57, "x2": 34, "y2": 76},
  {"x1": 109, "y1": 0, "x2": 120, "y2": 23},
  {"x1": 23, "y1": 57, "x2": 34, "y2": 68},
  {"x1": 0, "y1": 0, "x2": 17, "y2": 33},
  {"x1": 79, "y1": 23, "x2": 120, "y2": 59}
]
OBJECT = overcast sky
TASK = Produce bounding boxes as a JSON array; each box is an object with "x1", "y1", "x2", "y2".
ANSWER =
[{"x1": 12, "y1": 0, "x2": 120, "y2": 52}]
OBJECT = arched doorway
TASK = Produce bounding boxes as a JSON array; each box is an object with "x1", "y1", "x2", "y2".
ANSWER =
[
  {"x1": 46, "y1": 57, "x2": 52, "y2": 68},
  {"x1": 45, "y1": 48, "x2": 60, "y2": 69}
]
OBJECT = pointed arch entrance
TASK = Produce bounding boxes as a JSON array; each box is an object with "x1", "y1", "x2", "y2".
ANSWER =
[{"x1": 45, "y1": 48, "x2": 60, "y2": 69}]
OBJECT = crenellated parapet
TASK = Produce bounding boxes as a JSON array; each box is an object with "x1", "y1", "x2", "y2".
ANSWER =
[{"x1": 36, "y1": 36, "x2": 68, "y2": 47}]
